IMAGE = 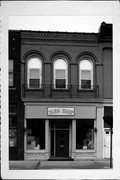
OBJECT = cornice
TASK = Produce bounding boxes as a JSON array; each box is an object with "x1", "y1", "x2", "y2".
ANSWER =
[{"x1": 21, "y1": 31, "x2": 98, "y2": 43}]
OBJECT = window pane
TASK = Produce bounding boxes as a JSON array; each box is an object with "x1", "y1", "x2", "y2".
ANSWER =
[
  {"x1": 54, "y1": 59, "x2": 67, "y2": 69},
  {"x1": 56, "y1": 70, "x2": 65, "y2": 79},
  {"x1": 28, "y1": 58, "x2": 42, "y2": 69},
  {"x1": 9, "y1": 129, "x2": 17, "y2": 147},
  {"x1": 80, "y1": 60, "x2": 92, "y2": 70},
  {"x1": 27, "y1": 119, "x2": 45, "y2": 150},
  {"x1": 9, "y1": 74, "x2": 13, "y2": 86},
  {"x1": 54, "y1": 59, "x2": 68, "y2": 89},
  {"x1": 9, "y1": 60, "x2": 13, "y2": 72},
  {"x1": 81, "y1": 70, "x2": 91, "y2": 80},
  {"x1": 29, "y1": 79, "x2": 40, "y2": 88},
  {"x1": 76, "y1": 120, "x2": 94, "y2": 149},
  {"x1": 79, "y1": 60, "x2": 93, "y2": 89},
  {"x1": 81, "y1": 80, "x2": 91, "y2": 89},
  {"x1": 56, "y1": 79, "x2": 66, "y2": 88},
  {"x1": 30, "y1": 69, "x2": 40, "y2": 79}
]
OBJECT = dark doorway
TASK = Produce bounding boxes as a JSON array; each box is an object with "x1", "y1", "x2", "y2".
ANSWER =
[
  {"x1": 51, "y1": 120, "x2": 70, "y2": 158},
  {"x1": 56, "y1": 130, "x2": 69, "y2": 157}
]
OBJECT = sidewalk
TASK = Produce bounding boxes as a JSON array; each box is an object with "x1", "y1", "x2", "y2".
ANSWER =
[{"x1": 9, "y1": 159, "x2": 111, "y2": 170}]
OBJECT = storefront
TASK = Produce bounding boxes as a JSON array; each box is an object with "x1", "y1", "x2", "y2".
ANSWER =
[{"x1": 24, "y1": 103, "x2": 104, "y2": 160}]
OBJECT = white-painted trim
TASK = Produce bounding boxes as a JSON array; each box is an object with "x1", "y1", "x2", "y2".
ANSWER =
[
  {"x1": 75, "y1": 150, "x2": 95, "y2": 153},
  {"x1": 72, "y1": 119, "x2": 76, "y2": 158},
  {"x1": 25, "y1": 150, "x2": 47, "y2": 153},
  {"x1": 45, "y1": 120, "x2": 49, "y2": 153},
  {"x1": 69, "y1": 122, "x2": 72, "y2": 157},
  {"x1": 96, "y1": 106, "x2": 104, "y2": 159}
]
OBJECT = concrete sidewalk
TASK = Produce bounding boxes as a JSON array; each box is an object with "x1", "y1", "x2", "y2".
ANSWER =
[
  {"x1": 9, "y1": 159, "x2": 111, "y2": 170},
  {"x1": 9, "y1": 160, "x2": 40, "y2": 170}
]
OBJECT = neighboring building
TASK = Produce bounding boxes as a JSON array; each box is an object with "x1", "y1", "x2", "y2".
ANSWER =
[
  {"x1": 9, "y1": 22, "x2": 113, "y2": 161},
  {"x1": 9, "y1": 31, "x2": 24, "y2": 160}
]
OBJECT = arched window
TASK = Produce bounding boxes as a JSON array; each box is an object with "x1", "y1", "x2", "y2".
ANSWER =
[
  {"x1": 79, "y1": 59, "x2": 93, "y2": 89},
  {"x1": 27, "y1": 57, "x2": 42, "y2": 88},
  {"x1": 54, "y1": 59, "x2": 68, "y2": 89}
]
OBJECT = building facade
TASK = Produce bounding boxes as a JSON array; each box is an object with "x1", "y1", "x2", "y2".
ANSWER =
[{"x1": 9, "y1": 22, "x2": 113, "y2": 161}]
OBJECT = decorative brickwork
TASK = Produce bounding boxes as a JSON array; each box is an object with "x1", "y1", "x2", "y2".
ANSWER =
[{"x1": 21, "y1": 31, "x2": 98, "y2": 43}]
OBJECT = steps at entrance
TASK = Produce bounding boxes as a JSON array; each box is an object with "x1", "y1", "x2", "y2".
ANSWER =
[{"x1": 48, "y1": 157, "x2": 73, "y2": 161}]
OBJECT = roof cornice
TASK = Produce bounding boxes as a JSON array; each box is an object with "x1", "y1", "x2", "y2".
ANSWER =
[{"x1": 21, "y1": 31, "x2": 98, "y2": 43}]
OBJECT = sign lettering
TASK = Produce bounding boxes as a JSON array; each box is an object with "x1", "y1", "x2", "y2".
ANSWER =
[{"x1": 48, "y1": 108, "x2": 74, "y2": 116}]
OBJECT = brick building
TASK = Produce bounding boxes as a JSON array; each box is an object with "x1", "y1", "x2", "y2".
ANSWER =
[{"x1": 9, "y1": 22, "x2": 113, "y2": 161}]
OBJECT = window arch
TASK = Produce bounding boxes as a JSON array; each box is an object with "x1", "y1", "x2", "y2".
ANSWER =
[
  {"x1": 54, "y1": 59, "x2": 68, "y2": 89},
  {"x1": 27, "y1": 57, "x2": 42, "y2": 88},
  {"x1": 79, "y1": 59, "x2": 93, "y2": 89}
]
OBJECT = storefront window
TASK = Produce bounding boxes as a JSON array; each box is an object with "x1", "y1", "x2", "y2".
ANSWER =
[
  {"x1": 27, "y1": 119, "x2": 45, "y2": 150},
  {"x1": 9, "y1": 105, "x2": 17, "y2": 148},
  {"x1": 76, "y1": 120, "x2": 94, "y2": 149},
  {"x1": 9, "y1": 129, "x2": 17, "y2": 147}
]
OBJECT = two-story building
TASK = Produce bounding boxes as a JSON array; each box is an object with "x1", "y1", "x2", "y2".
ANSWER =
[{"x1": 9, "y1": 22, "x2": 113, "y2": 161}]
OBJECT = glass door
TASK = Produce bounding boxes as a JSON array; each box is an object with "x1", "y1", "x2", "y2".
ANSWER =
[{"x1": 51, "y1": 120, "x2": 70, "y2": 158}]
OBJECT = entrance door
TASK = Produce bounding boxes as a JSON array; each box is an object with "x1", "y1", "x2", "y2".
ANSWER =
[
  {"x1": 56, "y1": 130, "x2": 69, "y2": 157},
  {"x1": 51, "y1": 120, "x2": 70, "y2": 158},
  {"x1": 104, "y1": 129, "x2": 110, "y2": 158}
]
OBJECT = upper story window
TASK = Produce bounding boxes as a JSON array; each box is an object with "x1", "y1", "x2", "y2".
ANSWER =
[
  {"x1": 27, "y1": 57, "x2": 42, "y2": 89},
  {"x1": 54, "y1": 59, "x2": 68, "y2": 89},
  {"x1": 79, "y1": 59, "x2": 93, "y2": 89},
  {"x1": 9, "y1": 60, "x2": 14, "y2": 87}
]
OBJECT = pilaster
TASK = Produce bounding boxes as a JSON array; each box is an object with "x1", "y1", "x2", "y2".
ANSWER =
[
  {"x1": 72, "y1": 119, "x2": 76, "y2": 158},
  {"x1": 96, "y1": 106, "x2": 104, "y2": 159},
  {"x1": 45, "y1": 119, "x2": 49, "y2": 158}
]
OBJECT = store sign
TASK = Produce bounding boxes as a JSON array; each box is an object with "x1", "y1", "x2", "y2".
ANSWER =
[{"x1": 48, "y1": 107, "x2": 74, "y2": 116}]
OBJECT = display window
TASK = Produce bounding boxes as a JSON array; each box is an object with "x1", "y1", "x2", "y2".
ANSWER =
[
  {"x1": 76, "y1": 120, "x2": 94, "y2": 149},
  {"x1": 9, "y1": 106, "x2": 17, "y2": 148},
  {"x1": 26, "y1": 119, "x2": 45, "y2": 150},
  {"x1": 9, "y1": 129, "x2": 17, "y2": 147}
]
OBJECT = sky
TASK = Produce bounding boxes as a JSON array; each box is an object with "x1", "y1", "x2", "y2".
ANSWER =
[{"x1": 9, "y1": 16, "x2": 112, "y2": 33}]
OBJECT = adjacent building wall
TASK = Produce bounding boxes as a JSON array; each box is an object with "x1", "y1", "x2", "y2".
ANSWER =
[{"x1": 103, "y1": 48, "x2": 113, "y2": 99}]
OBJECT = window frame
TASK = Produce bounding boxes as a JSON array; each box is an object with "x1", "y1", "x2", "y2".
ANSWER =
[
  {"x1": 76, "y1": 119, "x2": 95, "y2": 150},
  {"x1": 26, "y1": 119, "x2": 45, "y2": 151},
  {"x1": 79, "y1": 59, "x2": 93, "y2": 90},
  {"x1": 27, "y1": 57, "x2": 42, "y2": 89},
  {"x1": 53, "y1": 58, "x2": 68, "y2": 89}
]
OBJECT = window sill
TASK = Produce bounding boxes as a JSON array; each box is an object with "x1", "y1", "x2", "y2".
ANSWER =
[
  {"x1": 9, "y1": 87, "x2": 16, "y2": 90},
  {"x1": 26, "y1": 88, "x2": 43, "y2": 91},
  {"x1": 78, "y1": 89, "x2": 95, "y2": 91},
  {"x1": 25, "y1": 150, "x2": 46, "y2": 153},
  {"x1": 52, "y1": 88, "x2": 70, "y2": 91},
  {"x1": 75, "y1": 149, "x2": 95, "y2": 152}
]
